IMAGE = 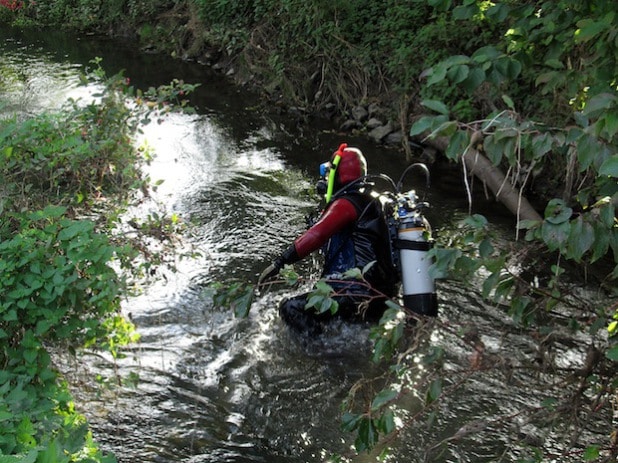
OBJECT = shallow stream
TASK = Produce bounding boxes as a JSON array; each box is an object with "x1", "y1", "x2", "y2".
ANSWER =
[{"x1": 1, "y1": 27, "x2": 610, "y2": 463}]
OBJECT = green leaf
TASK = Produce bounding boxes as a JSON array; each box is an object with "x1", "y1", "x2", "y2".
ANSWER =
[
  {"x1": 577, "y1": 134, "x2": 600, "y2": 171},
  {"x1": 482, "y1": 271, "x2": 501, "y2": 299},
  {"x1": 567, "y1": 216, "x2": 594, "y2": 261},
  {"x1": 36, "y1": 438, "x2": 60, "y2": 463},
  {"x1": 344, "y1": 267, "x2": 363, "y2": 279},
  {"x1": 471, "y1": 46, "x2": 500, "y2": 64},
  {"x1": 541, "y1": 397, "x2": 558, "y2": 410},
  {"x1": 427, "y1": 0, "x2": 452, "y2": 10},
  {"x1": 341, "y1": 412, "x2": 362, "y2": 432},
  {"x1": 517, "y1": 219, "x2": 541, "y2": 230},
  {"x1": 598, "y1": 202, "x2": 615, "y2": 228},
  {"x1": 535, "y1": 70, "x2": 563, "y2": 92},
  {"x1": 447, "y1": 64, "x2": 470, "y2": 84},
  {"x1": 426, "y1": 63, "x2": 447, "y2": 86},
  {"x1": 590, "y1": 223, "x2": 610, "y2": 262},
  {"x1": 544, "y1": 199, "x2": 572, "y2": 224},
  {"x1": 582, "y1": 93, "x2": 616, "y2": 118},
  {"x1": 544, "y1": 59, "x2": 564, "y2": 70},
  {"x1": 603, "y1": 112, "x2": 618, "y2": 140},
  {"x1": 23, "y1": 349, "x2": 38, "y2": 364},
  {"x1": 453, "y1": 4, "x2": 478, "y2": 20},
  {"x1": 589, "y1": 318, "x2": 606, "y2": 336},
  {"x1": 483, "y1": 134, "x2": 503, "y2": 165},
  {"x1": 494, "y1": 57, "x2": 522, "y2": 80},
  {"x1": 409, "y1": 116, "x2": 437, "y2": 137},
  {"x1": 445, "y1": 130, "x2": 469, "y2": 161},
  {"x1": 58, "y1": 221, "x2": 91, "y2": 241},
  {"x1": 435, "y1": 120, "x2": 458, "y2": 138},
  {"x1": 575, "y1": 19, "x2": 608, "y2": 43},
  {"x1": 531, "y1": 133, "x2": 553, "y2": 159},
  {"x1": 493, "y1": 276, "x2": 514, "y2": 301},
  {"x1": 63, "y1": 421, "x2": 89, "y2": 454},
  {"x1": 501, "y1": 94, "x2": 514, "y2": 110},
  {"x1": 355, "y1": 417, "x2": 379, "y2": 452},
  {"x1": 360, "y1": 261, "x2": 375, "y2": 275},
  {"x1": 317, "y1": 297, "x2": 337, "y2": 314},
  {"x1": 422, "y1": 346, "x2": 444, "y2": 366},
  {"x1": 479, "y1": 238, "x2": 494, "y2": 258},
  {"x1": 371, "y1": 388, "x2": 398, "y2": 411},
  {"x1": 314, "y1": 279, "x2": 333, "y2": 295},
  {"x1": 29, "y1": 206, "x2": 67, "y2": 221},
  {"x1": 444, "y1": 54, "x2": 471, "y2": 67},
  {"x1": 232, "y1": 285, "x2": 254, "y2": 318},
  {"x1": 421, "y1": 99, "x2": 450, "y2": 116},
  {"x1": 378, "y1": 409, "x2": 396, "y2": 435},
  {"x1": 306, "y1": 295, "x2": 322, "y2": 309},
  {"x1": 583, "y1": 444, "x2": 600, "y2": 460},
  {"x1": 461, "y1": 67, "x2": 485, "y2": 93},
  {"x1": 463, "y1": 214, "x2": 488, "y2": 229},
  {"x1": 425, "y1": 378, "x2": 442, "y2": 405},
  {"x1": 606, "y1": 345, "x2": 618, "y2": 361},
  {"x1": 486, "y1": 3, "x2": 510, "y2": 21},
  {"x1": 599, "y1": 155, "x2": 618, "y2": 177},
  {"x1": 379, "y1": 307, "x2": 400, "y2": 324},
  {"x1": 542, "y1": 222, "x2": 570, "y2": 251},
  {"x1": 1, "y1": 450, "x2": 38, "y2": 463},
  {"x1": 510, "y1": 296, "x2": 532, "y2": 326}
]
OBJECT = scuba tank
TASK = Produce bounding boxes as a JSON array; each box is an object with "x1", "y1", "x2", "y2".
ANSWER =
[{"x1": 393, "y1": 190, "x2": 438, "y2": 317}]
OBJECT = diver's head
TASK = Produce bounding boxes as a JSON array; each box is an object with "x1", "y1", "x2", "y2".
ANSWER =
[{"x1": 318, "y1": 143, "x2": 367, "y2": 202}]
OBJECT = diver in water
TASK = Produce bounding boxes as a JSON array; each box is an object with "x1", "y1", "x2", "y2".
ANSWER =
[{"x1": 257, "y1": 143, "x2": 400, "y2": 335}]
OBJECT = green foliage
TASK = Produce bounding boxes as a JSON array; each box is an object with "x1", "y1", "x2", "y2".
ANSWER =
[
  {"x1": 306, "y1": 280, "x2": 338, "y2": 315},
  {"x1": 411, "y1": 1, "x2": 618, "y2": 295},
  {"x1": 1, "y1": 207, "x2": 123, "y2": 351},
  {"x1": 0, "y1": 56, "x2": 199, "y2": 462},
  {"x1": 0, "y1": 370, "x2": 117, "y2": 463},
  {"x1": 7, "y1": 0, "x2": 175, "y2": 30},
  {"x1": 187, "y1": 0, "x2": 501, "y2": 108},
  {"x1": 0, "y1": 205, "x2": 126, "y2": 461},
  {"x1": 0, "y1": 57, "x2": 198, "y2": 214},
  {"x1": 369, "y1": 304, "x2": 406, "y2": 363},
  {"x1": 203, "y1": 281, "x2": 255, "y2": 318}
]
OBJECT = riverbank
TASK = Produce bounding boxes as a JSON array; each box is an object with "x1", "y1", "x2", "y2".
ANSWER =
[
  {"x1": 127, "y1": 8, "x2": 420, "y2": 158},
  {"x1": 2, "y1": 1, "x2": 462, "y2": 160}
]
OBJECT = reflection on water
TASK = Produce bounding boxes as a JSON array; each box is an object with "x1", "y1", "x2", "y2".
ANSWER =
[{"x1": 1, "y1": 26, "x2": 609, "y2": 463}]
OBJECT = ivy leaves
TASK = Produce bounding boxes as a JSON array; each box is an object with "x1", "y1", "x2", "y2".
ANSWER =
[{"x1": 421, "y1": 46, "x2": 522, "y2": 96}]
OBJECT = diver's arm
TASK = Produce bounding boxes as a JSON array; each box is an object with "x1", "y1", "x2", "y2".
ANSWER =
[
  {"x1": 293, "y1": 198, "x2": 358, "y2": 258},
  {"x1": 257, "y1": 198, "x2": 357, "y2": 285}
]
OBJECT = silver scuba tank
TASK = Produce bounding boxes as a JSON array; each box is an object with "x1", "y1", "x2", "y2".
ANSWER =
[{"x1": 395, "y1": 191, "x2": 438, "y2": 317}]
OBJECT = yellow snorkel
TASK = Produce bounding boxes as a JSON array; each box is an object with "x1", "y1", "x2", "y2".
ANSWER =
[
  {"x1": 325, "y1": 143, "x2": 346, "y2": 203},
  {"x1": 325, "y1": 154, "x2": 340, "y2": 203}
]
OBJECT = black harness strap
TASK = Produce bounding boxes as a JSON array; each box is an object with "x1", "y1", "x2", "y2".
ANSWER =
[{"x1": 393, "y1": 239, "x2": 433, "y2": 251}]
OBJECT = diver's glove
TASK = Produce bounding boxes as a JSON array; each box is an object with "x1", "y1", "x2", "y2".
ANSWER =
[{"x1": 257, "y1": 245, "x2": 299, "y2": 286}]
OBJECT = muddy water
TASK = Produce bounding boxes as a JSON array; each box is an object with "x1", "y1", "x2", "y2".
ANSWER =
[{"x1": 1, "y1": 27, "x2": 609, "y2": 463}]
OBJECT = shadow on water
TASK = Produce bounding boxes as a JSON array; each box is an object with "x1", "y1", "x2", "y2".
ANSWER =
[{"x1": 2, "y1": 26, "x2": 609, "y2": 463}]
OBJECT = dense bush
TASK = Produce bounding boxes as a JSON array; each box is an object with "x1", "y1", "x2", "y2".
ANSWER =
[
  {"x1": 0, "y1": 58, "x2": 143, "y2": 462},
  {"x1": 0, "y1": 57, "x2": 197, "y2": 461},
  {"x1": 0, "y1": 206, "x2": 129, "y2": 462},
  {"x1": 1, "y1": 0, "x2": 176, "y2": 29},
  {"x1": 192, "y1": 0, "x2": 497, "y2": 110}
]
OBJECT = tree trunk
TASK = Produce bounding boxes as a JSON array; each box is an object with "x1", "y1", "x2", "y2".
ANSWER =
[{"x1": 427, "y1": 136, "x2": 542, "y2": 223}]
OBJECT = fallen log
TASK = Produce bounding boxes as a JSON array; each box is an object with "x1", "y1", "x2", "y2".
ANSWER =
[{"x1": 426, "y1": 133, "x2": 543, "y2": 223}]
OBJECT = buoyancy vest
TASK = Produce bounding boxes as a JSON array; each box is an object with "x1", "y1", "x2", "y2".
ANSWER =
[{"x1": 322, "y1": 188, "x2": 400, "y2": 297}]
